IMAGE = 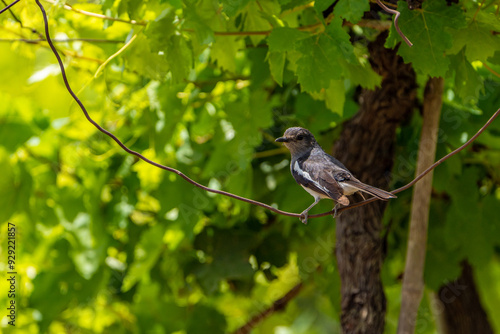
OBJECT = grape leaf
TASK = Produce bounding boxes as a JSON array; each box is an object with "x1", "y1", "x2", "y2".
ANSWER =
[
  {"x1": 268, "y1": 51, "x2": 286, "y2": 85},
  {"x1": 242, "y1": 0, "x2": 281, "y2": 46},
  {"x1": 449, "y1": 51, "x2": 484, "y2": 105},
  {"x1": 221, "y1": 0, "x2": 250, "y2": 16},
  {"x1": 211, "y1": 36, "x2": 241, "y2": 73},
  {"x1": 334, "y1": 0, "x2": 369, "y2": 24},
  {"x1": 145, "y1": 8, "x2": 176, "y2": 52},
  {"x1": 122, "y1": 223, "x2": 168, "y2": 292},
  {"x1": 295, "y1": 18, "x2": 354, "y2": 92},
  {"x1": 448, "y1": 21, "x2": 500, "y2": 63},
  {"x1": 165, "y1": 35, "x2": 193, "y2": 83},
  {"x1": 386, "y1": 1, "x2": 466, "y2": 77}
]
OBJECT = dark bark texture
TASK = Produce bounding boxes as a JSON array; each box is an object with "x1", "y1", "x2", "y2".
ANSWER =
[
  {"x1": 333, "y1": 32, "x2": 417, "y2": 333},
  {"x1": 437, "y1": 261, "x2": 494, "y2": 334}
]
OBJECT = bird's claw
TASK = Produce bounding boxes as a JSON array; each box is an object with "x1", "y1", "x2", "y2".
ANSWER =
[
  {"x1": 333, "y1": 204, "x2": 342, "y2": 218},
  {"x1": 299, "y1": 211, "x2": 308, "y2": 224}
]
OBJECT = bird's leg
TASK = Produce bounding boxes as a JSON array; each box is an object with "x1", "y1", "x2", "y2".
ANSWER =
[
  {"x1": 300, "y1": 197, "x2": 320, "y2": 224},
  {"x1": 333, "y1": 203, "x2": 342, "y2": 218}
]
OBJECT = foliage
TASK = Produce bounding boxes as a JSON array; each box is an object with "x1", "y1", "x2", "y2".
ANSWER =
[{"x1": 0, "y1": 0, "x2": 500, "y2": 333}]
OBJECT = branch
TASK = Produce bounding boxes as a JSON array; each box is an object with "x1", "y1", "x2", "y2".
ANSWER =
[
  {"x1": 94, "y1": 32, "x2": 140, "y2": 77},
  {"x1": 375, "y1": 0, "x2": 413, "y2": 47},
  {"x1": 40, "y1": 0, "x2": 391, "y2": 37},
  {"x1": 397, "y1": 77, "x2": 443, "y2": 334},
  {"x1": 42, "y1": 0, "x2": 147, "y2": 26},
  {"x1": 34, "y1": 0, "x2": 500, "y2": 222},
  {"x1": 0, "y1": 38, "x2": 125, "y2": 44},
  {"x1": 232, "y1": 283, "x2": 303, "y2": 334},
  {"x1": 0, "y1": 0, "x2": 19, "y2": 15}
]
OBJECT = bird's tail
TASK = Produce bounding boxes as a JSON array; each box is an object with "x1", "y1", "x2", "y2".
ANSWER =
[{"x1": 343, "y1": 180, "x2": 396, "y2": 200}]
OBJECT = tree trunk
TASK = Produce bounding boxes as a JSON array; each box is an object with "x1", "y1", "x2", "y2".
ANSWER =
[
  {"x1": 397, "y1": 76, "x2": 444, "y2": 334},
  {"x1": 435, "y1": 261, "x2": 494, "y2": 334},
  {"x1": 333, "y1": 32, "x2": 417, "y2": 333}
]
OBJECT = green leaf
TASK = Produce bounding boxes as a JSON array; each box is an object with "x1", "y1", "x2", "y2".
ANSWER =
[
  {"x1": 254, "y1": 232, "x2": 289, "y2": 267},
  {"x1": 211, "y1": 36, "x2": 241, "y2": 73},
  {"x1": 324, "y1": 79, "x2": 346, "y2": 114},
  {"x1": 334, "y1": 0, "x2": 369, "y2": 23},
  {"x1": 145, "y1": 8, "x2": 176, "y2": 52},
  {"x1": 295, "y1": 18, "x2": 354, "y2": 92},
  {"x1": 386, "y1": 1, "x2": 466, "y2": 76},
  {"x1": 0, "y1": 121, "x2": 34, "y2": 152},
  {"x1": 127, "y1": 34, "x2": 169, "y2": 80},
  {"x1": 267, "y1": 51, "x2": 286, "y2": 85},
  {"x1": 221, "y1": 0, "x2": 250, "y2": 16},
  {"x1": 342, "y1": 60, "x2": 382, "y2": 89},
  {"x1": 191, "y1": 228, "x2": 256, "y2": 293},
  {"x1": 165, "y1": 35, "x2": 193, "y2": 83},
  {"x1": 62, "y1": 212, "x2": 104, "y2": 279},
  {"x1": 0, "y1": 151, "x2": 16, "y2": 222},
  {"x1": 242, "y1": 0, "x2": 281, "y2": 46},
  {"x1": 448, "y1": 20, "x2": 500, "y2": 63},
  {"x1": 186, "y1": 304, "x2": 227, "y2": 334},
  {"x1": 267, "y1": 27, "x2": 308, "y2": 52},
  {"x1": 122, "y1": 223, "x2": 167, "y2": 291},
  {"x1": 442, "y1": 168, "x2": 497, "y2": 267},
  {"x1": 450, "y1": 51, "x2": 484, "y2": 105},
  {"x1": 314, "y1": 0, "x2": 334, "y2": 13}
]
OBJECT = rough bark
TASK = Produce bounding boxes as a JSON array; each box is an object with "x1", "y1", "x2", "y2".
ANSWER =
[
  {"x1": 333, "y1": 32, "x2": 417, "y2": 333},
  {"x1": 397, "y1": 77, "x2": 444, "y2": 334},
  {"x1": 435, "y1": 261, "x2": 494, "y2": 334}
]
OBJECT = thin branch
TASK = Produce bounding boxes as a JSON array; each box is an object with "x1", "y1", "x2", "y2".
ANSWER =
[
  {"x1": 0, "y1": 0, "x2": 19, "y2": 15},
  {"x1": 0, "y1": 38, "x2": 125, "y2": 43},
  {"x1": 397, "y1": 77, "x2": 443, "y2": 334},
  {"x1": 375, "y1": 0, "x2": 413, "y2": 47},
  {"x1": 35, "y1": 0, "x2": 500, "y2": 222},
  {"x1": 42, "y1": 0, "x2": 147, "y2": 26},
  {"x1": 94, "y1": 32, "x2": 140, "y2": 77},
  {"x1": 232, "y1": 283, "x2": 303, "y2": 334},
  {"x1": 1, "y1": 0, "x2": 45, "y2": 39},
  {"x1": 482, "y1": 62, "x2": 500, "y2": 78}
]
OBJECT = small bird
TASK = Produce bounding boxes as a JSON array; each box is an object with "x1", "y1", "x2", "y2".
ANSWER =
[{"x1": 276, "y1": 127, "x2": 396, "y2": 224}]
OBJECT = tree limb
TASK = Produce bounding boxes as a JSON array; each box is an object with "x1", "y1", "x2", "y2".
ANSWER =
[
  {"x1": 232, "y1": 283, "x2": 303, "y2": 334},
  {"x1": 397, "y1": 77, "x2": 444, "y2": 334}
]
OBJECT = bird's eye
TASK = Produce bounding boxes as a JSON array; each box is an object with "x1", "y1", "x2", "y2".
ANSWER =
[{"x1": 296, "y1": 135, "x2": 304, "y2": 141}]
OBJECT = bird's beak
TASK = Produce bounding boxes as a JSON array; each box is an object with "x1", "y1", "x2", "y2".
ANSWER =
[{"x1": 275, "y1": 137, "x2": 289, "y2": 143}]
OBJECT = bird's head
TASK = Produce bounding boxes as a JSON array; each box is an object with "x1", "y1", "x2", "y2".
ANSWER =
[{"x1": 275, "y1": 127, "x2": 317, "y2": 156}]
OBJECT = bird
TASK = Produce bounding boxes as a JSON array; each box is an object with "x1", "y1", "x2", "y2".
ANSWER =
[{"x1": 275, "y1": 127, "x2": 396, "y2": 224}]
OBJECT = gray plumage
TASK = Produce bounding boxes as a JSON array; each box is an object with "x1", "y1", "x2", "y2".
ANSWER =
[{"x1": 276, "y1": 127, "x2": 396, "y2": 224}]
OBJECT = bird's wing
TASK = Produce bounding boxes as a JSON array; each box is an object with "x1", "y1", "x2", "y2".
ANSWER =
[{"x1": 299, "y1": 157, "x2": 349, "y2": 206}]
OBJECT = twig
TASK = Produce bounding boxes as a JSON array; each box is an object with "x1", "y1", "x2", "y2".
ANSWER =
[
  {"x1": 0, "y1": 0, "x2": 19, "y2": 15},
  {"x1": 42, "y1": 0, "x2": 147, "y2": 26},
  {"x1": 232, "y1": 283, "x2": 303, "y2": 334},
  {"x1": 0, "y1": 38, "x2": 125, "y2": 43},
  {"x1": 376, "y1": 0, "x2": 413, "y2": 47},
  {"x1": 482, "y1": 62, "x2": 500, "y2": 79},
  {"x1": 34, "y1": 0, "x2": 500, "y2": 222},
  {"x1": 94, "y1": 32, "x2": 139, "y2": 77}
]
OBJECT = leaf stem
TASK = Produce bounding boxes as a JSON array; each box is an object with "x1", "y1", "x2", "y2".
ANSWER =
[
  {"x1": 42, "y1": 0, "x2": 147, "y2": 26},
  {"x1": 94, "y1": 32, "x2": 140, "y2": 78}
]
